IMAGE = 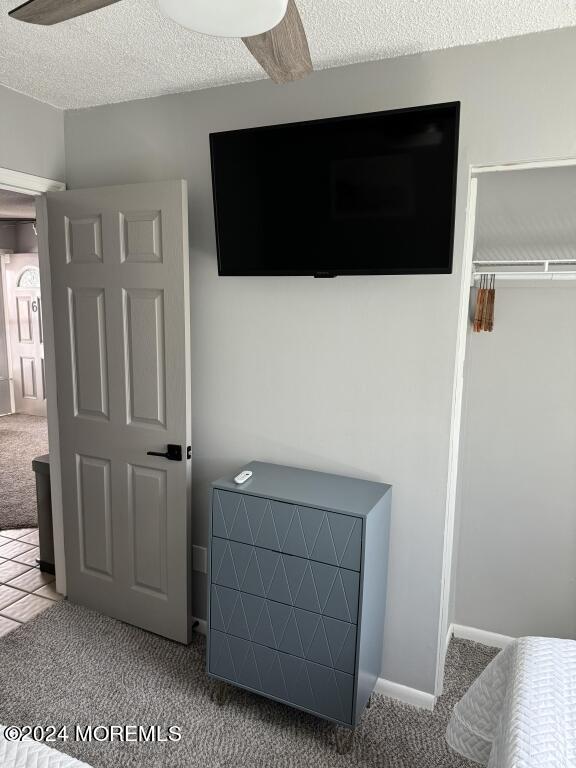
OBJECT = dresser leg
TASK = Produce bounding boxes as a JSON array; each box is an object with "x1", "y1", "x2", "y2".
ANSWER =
[
  {"x1": 334, "y1": 726, "x2": 355, "y2": 754},
  {"x1": 210, "y1": 680, "x2": 231, "y2": 706},
  {"x1": 366, "y1": 694, "x2": 373, "y2": 709}
]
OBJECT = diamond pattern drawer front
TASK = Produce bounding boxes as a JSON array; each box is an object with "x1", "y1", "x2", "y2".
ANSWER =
[
  {"x1": 212, "y1": 537, "x2": 360, "y2": 624},
  {"x1": 211, "y1": 584, "x2": 357, "y2": 674},
  {"x1": 210, "y1": 629, "x2": 354, "y2": 725},
  {"x1": 213, "y1": 490, "x2": 362, "y2": 571},
  {"x1": 209, "y1": 463, "x2": 392, "y2": 729}
]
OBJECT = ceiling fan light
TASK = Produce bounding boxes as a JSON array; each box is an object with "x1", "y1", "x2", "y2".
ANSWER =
[{"x1": 158, "y1": 0, "x2": 289, "y2": 38}]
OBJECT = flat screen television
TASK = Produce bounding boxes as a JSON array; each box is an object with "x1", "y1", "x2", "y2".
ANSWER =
[{"x1": 210, "y1": 101, "x2": 460, "y2": 277}]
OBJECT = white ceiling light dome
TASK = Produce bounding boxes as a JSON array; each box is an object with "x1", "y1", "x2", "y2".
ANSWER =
[{"x1": 158, "y1": 0, "x2": 289, "y2": 38}]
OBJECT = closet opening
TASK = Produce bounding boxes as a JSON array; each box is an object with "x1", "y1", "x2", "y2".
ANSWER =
[{"x1": 446, "y1": 161, "x2": 576, "y2": 667}]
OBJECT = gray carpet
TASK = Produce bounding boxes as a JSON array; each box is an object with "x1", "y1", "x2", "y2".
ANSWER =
[
  {"x1": 0, "y1": 413, "x2": 48, "y2": 530},
  {"x1": 0, "y1": 601, "x2": 498, "y2": 768}
]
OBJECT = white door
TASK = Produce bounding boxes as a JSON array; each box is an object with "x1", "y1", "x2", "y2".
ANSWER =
[
  {"x1": 5, "y1": 255, "x2": 46, "y2": 417},
  {"x1": 46, "y1": 181, "x2": 192, "y2": 643}
]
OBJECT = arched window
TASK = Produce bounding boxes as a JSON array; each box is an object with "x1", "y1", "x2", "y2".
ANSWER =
[{"x1": 17, "y1": 267, "x2": 41, "y2": 289}]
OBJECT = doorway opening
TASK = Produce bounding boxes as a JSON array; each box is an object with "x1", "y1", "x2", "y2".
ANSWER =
[
  {"x1": 0, "y1": 187, "x2": 56, "y2": 635},
  {"x1": 454, "y1": 163, "x2": 576, "y2": 639},
  {"x1": 0, "y1": 175, "x2": 191, "y2": 644},
  {"x1": 438, "y1": 156, "x2": 576, "y2": 694}
]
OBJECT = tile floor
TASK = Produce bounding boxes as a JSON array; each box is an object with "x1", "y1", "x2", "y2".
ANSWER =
[{"x1": 0, "y1": 528, "x2": 61, "y2": 637}]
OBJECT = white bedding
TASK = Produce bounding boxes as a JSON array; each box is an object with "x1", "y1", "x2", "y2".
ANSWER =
[
  {"x1": 0, "y1": 727, "x2": 92, "y2": 768},
  {"x1": 446, "y1": 637, "x2": 576, "y2": 767}
]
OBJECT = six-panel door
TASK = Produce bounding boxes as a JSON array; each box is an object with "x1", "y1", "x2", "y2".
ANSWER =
[
  {"x1": 47, "y1": 181, "x2": 191, "y2": 642},
  {"x1": 4, "y1": 256, "x2": 46, "y2": 416}
]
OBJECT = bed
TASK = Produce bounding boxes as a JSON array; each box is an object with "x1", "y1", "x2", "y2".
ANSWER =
[
  {"x1": 446, "y1": 636, "x2": 576, "y2": 767},
  {"x1": 0, "y1": 727, "x2": 92, "y2": 768}
]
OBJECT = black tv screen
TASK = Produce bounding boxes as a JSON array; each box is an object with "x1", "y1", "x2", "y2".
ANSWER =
[{"x1": 210, "y1": 101, "x2": 460, "y2": 276}]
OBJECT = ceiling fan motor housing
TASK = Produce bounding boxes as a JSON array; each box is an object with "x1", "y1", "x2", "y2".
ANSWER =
[{"x1": 158, "y1": 0, "x2": 289, "y2": 38}]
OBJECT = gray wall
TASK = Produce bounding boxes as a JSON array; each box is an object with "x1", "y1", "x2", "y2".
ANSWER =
[
  {"x1": 0, "y1": 223, "x2": 38, "y2": 254},
  {"x1": 474, "y1": 165, "x2": 576, "y2": 265},
  {"x1": 0, "y1": 227, "x2": 16, "y2": 251},
  {"x1": 0, "y1": 84, "x2": 65, "y2": 182},
  {"x1": 0, "y1": 84, "x2": 64, "y2": 415},
  {"x1": 455, "y1": 286, "x2": 576, "y2": 638},
  {"x1": 16, "y1": 223, "x2": 38, "y2": 254},
  {"x1": 64, "y1": 26, "x2": 576, "y2": 695}
]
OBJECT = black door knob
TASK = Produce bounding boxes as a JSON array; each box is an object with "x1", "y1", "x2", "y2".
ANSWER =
[{"x1": 147, "y1": 444, "x2": 183, "y2": 461}]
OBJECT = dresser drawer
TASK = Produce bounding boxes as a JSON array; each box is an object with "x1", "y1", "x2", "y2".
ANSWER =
[
  {"x1": 210, "y1": 584, "x2": 357, "y2": 674},
  {"x1": 212, "y1": 490, "x2": 362, "y2": 571},
  {"x1": 210, "y1": 629, "x2": 354, "y2": 725},
  {"x1": 211, "y1": 538, "x2": 360, "y2": 624}
]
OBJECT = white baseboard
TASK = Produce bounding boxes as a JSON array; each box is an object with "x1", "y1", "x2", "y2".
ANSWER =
[
  {"x1": 192, "y1": 617, "x2": 207, "y2": 635},
  {"x1": 451, "y1": 623, "x2": 514, "y2": 650},
  {"x1": 375, "y1": 678, "x2": 436, "y2": 711},
  {"x1": 434, "y1": 621, "x2": 458, "y2": 698},
  {"x1": 446, "y1": 622, "x2": 455, "y2": 652}
]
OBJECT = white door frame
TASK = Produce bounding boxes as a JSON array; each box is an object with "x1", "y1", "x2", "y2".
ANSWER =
[
  {"x1": 0, "y1": 248, "x2": 15, "y2": 415},
  {"x1": 435, "y1": 153, "x2": 576, "y2": 695},
  {"x1": 0, "y1": 167, "x2": 66, "y2": 594}
]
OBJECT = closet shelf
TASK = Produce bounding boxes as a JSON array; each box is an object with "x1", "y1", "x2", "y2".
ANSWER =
[{"x1": 472, "y1": 258, "x2": 576, "y2": 283}]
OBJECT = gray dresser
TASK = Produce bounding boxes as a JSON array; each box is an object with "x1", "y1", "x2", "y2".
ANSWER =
[{"x1": 207, "y1": 461, "x2": 391, "y2": 730}]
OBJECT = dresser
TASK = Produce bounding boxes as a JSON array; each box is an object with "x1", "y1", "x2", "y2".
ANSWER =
[{"x1": 207, "y1": 461, "x2": 391, "y2": 730}]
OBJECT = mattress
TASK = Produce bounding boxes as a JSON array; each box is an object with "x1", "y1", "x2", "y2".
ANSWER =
[
  {"x1": 0, "y1": 727, "x2": 92, "y2": 768},
  {"x1": 446, "y1": 636, "x2": 576, "y2": 767}
]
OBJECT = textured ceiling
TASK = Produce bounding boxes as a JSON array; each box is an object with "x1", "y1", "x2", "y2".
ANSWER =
[
  {"x1": 0, "y1": 188, "x2": 36, "y2": 219},
  {"x1": 1, "y1": 0, "x2": 576, "y2": 109},
  {"x1": 475, "y1": 167, "x2": 576, "y2": 264}
]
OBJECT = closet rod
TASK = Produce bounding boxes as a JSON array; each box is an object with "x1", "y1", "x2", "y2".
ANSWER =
[
  {"x1": 472, "y1": 258, "x2": 576, "y2": 284},
  {"x1": 472, "y1": 271, "x2": 576, "y2": 283},
  {"x1": 474, "y1": 258, "x2": 576, "y2": 267}
]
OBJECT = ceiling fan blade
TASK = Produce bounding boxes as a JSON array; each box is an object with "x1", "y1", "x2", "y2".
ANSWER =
[
  {"x1": 9, "y1": 0, "x2": 122, "y2": 25},
  {"x1": 242, "y1": 0, "x2": 312, "y2": 84}
]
